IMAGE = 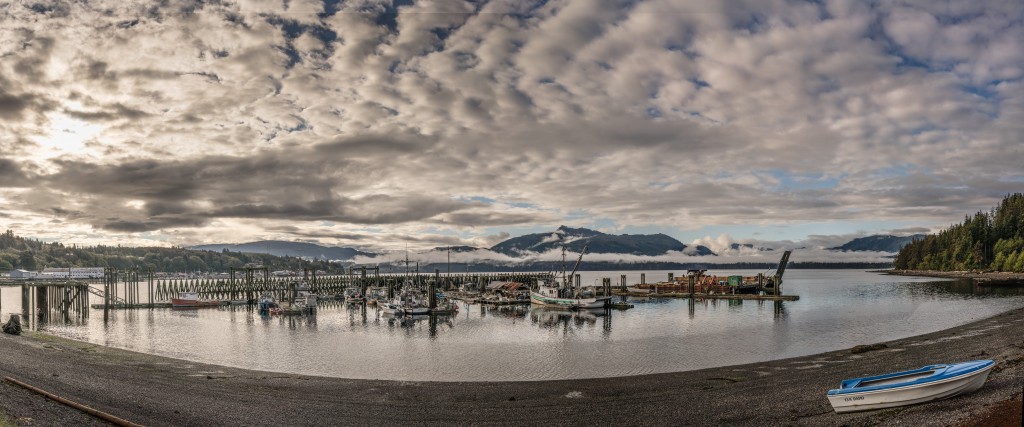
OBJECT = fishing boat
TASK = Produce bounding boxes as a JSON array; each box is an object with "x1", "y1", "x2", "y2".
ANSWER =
[
  {"x1": 532, "y1": 245, "x2": 610, "y2": 309},
  {"x1": 344, "y1": 288, "x2": 365, "y2": 304},
  {"x1": 365, "y1": 286, "x2": 386, "y2": 305},
  {"x1": 378, "y1": 301, "x2": 403, "y2": 316},
  {"x1": 827, "y1": 360, "x2": 994, "y2": 413},
  {"x1": 170, "y1": 291, "x2": 221, "y2": 308},
  {"x1": 531, "y1": 282, "x2": 610, "y2": 309}
]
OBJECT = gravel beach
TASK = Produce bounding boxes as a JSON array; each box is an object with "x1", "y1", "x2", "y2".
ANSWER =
[
  {"x1": 2, "y1": 308, "x2": 1023, "y2": 427},
  {"x1": 886, "y1": 269, "x2": 1024, "y2": 284}
]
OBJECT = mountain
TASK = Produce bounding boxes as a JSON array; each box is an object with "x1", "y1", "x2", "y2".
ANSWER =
[
  {"x1": 831, "y1": 235, "x2": 926, "y2": 253},
  {"x1": 190, "y1": 240, "x2": 374, "y2": 260},
  {"x1": 489, "y1": 226, "x2": 714, "y2": 256},
  {"x1": 430, "y1": 246, "x2": 480, "y2": 253},
  {"x1": 0, "y1": 230, "x2": 345, "y2": 273}
]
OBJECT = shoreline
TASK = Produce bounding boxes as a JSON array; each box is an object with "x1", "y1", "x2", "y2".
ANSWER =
[
  {"x1": 885, "y1": 269, "x2": 1024, "y2": 284},
  {"x1": 1, "y1": 309, "x2": 1023, "y2": 426}
]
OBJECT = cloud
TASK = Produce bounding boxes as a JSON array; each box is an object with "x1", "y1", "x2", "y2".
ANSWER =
[
  {"x1": 0, "y1": 158, "x2": 33, "y2": 187},
  {"x1": 0, "y1": 0, "x2": 1019, "y2": 253}
]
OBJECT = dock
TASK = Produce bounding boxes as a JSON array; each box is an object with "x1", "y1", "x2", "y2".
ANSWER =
[{"x1": 89, "y1": 303, "x2": 173, "y2": 309}]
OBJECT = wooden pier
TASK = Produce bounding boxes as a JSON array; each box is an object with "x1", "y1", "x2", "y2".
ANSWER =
[{"x1": 0, "y1": 279, "x2": 92, "y2": 328}]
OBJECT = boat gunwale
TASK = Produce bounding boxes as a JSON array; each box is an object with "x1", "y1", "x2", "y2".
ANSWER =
[{"x1": 827, "y1": 360, "x2": 993, "y2": 396}]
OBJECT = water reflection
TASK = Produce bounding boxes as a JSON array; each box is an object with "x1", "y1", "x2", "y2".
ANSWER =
[
  {"x1": 480, "y1": 304, "x2": 529, "y2": 319},
  {"x1": 530, "y1": 307, "x2": 608, "y2": 334},
  {"x1": 22, "y1": 270, "x2": 1024, "y2": 381},
  {"x1": 384, "y1": 314, "x2": 454, "y2": 338}
]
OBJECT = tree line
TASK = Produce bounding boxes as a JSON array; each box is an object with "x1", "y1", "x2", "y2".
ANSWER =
[
  {"x1": 895, "y1": 193, "x2": 1024, "y2": 271},
  {"x1": 0, "y1": 230, "x2": 345, "y2": 274}
]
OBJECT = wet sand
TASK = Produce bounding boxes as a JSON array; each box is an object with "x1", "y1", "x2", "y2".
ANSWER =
[{"x1": 2, "y1": 307, "x2": 1023, "y2": 427}]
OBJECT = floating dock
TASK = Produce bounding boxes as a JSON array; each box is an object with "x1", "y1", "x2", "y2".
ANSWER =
[{"x1": 90, "y1": 303, "x2": 172, "y2": 309}]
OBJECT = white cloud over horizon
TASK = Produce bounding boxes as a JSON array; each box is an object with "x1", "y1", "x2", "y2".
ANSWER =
[{"x1": 0, "y1": 0, "x2": 1020, "y2": 253}]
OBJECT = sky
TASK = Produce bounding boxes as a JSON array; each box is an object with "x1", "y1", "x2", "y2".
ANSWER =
[{"x1": 0, "y1": 0, "x2": 1022, "y2": 260}]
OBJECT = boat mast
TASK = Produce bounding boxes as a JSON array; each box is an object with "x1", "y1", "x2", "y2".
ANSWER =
[{"x1": 560, "y1": 246, "x2": 567, "y2": 288}]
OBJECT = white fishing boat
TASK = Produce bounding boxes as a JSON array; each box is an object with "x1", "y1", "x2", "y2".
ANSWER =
[
  {"x1": 827, "y1": 360, "x2": 994, "y2": 413},
  {"x1": 531, "y1": 245, "x2": 609, "y2": 309},
  {"x1": 378, "y1": 301, "x2": 403, "y2": 316},
  {"x1": 530, "y1": 281, "x2": 610, "y2": 309}
]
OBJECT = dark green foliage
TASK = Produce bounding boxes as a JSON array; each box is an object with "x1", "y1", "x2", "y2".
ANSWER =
[
  {"x1": 895, "y1": 193, "x2": 1024, "y2": 271},
  {"x1": 189, "y1": 240, "x2": 373, "y2": 260},
  {"x1": 830, "y1": 235, "x2": 926, "y2": 252},
  {"x1": 0, "y1": 230, "x2": 343, "y2": 273}
]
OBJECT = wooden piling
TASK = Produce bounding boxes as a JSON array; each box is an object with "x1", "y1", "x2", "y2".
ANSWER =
[{"x1": 21, "y1": 284, "x2": 28, "y2": 320}]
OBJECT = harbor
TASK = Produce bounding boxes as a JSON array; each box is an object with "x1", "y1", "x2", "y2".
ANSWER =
[
  {"x1": 0, "y1": 251, "x2": 799, "y2": 327},
  {"x1": 2, "y1": 298, "x2": 1023, "y2": 426},
  {"x1": 2, "y1": 269, "x2": 1022, "y2": 382}
]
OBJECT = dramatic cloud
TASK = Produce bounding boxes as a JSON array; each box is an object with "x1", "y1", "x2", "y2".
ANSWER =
[{"x1": 0, "y1": 0, "x2": 1021, "y2": 253}]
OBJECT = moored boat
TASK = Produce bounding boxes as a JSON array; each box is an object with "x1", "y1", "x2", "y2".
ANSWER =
[
  {"x1": 827, "y1": 360, "x2": 994, "y2": 413},
  {"x1": 530, "y1": 281, "x2": 610, "y2": 309},
  {"x1": 344, "y1": 288, "x2": 366, "y2": 304},
  {"x1": 171, "y1": 291, "x2": 221, "y2": 308}
]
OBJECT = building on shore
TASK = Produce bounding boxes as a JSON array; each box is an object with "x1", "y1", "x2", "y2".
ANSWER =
[
  {"x1": 40, "y1": 267, "x2": 105, "y2": 279},
  {"x1": 10, "y1": 269, "x2": 38, "y2": 279}
]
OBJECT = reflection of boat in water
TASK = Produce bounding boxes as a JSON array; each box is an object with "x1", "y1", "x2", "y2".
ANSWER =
[
  {"x1": 171, "y1": 292, "x2": 221, "y2": 308},
  {"x1": 481, "y1": 304, "x2": 529, "y2": 319},
  {"x1": 529, "y1": 306, "x2": 602, "y2": 328}
]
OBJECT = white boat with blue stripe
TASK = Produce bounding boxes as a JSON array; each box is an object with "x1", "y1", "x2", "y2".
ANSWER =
[{"x1": 827, "y1": 359, "x2": 994, "y2": 413}]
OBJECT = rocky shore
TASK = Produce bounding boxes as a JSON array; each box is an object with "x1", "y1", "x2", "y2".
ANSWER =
[
  {"x1": 886, "y1": 269, "x2": 1024, "y2": 284},
  {"x1": 2, "y1": 308, "x2": 1024, "y2": 426}
]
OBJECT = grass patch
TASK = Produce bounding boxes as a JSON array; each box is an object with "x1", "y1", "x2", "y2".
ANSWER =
[{"x1": 0, "y1": 411, "x2": 17, "y2": 427}]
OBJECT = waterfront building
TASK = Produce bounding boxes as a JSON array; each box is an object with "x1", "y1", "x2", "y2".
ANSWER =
[
  {"x1": 10, "y1": 269, "x2": 38, "y2": 279},
  {"x1": 40, "y1": 267, "x2": 105, "y2": 279}
]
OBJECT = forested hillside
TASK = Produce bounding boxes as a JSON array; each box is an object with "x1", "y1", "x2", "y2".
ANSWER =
[
  {"x1": 895, "y1": 193, "x2": 1024, "y2": 271},
  {"x1": 0, "y1": 230, "x2": 343, "y2": 273}
]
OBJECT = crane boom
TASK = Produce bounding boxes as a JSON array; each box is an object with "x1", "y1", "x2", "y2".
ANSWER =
[{"x1": 566, "y1": 245, "x2": 588, "y2": 288}]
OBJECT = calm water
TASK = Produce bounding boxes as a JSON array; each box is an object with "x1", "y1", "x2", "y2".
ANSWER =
[{"x1": 4, "y1": 270, "x2": 1024, "y2": 381}]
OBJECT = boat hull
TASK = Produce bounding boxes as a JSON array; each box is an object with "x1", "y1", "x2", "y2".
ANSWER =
[
  {"x1": 170, "y1": 298, "x2": 221, "y2": 308},
  {"x1": 828, "y1": 361, "x2": 994, "y2": 413},
  {"x1": 403, "y1": 307, "x2": 430, "y2": 315},
  {"x1": 530, "y1": 292, "x2": 609, "y2": 309}
]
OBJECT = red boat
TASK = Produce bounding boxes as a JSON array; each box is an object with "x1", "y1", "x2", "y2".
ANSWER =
[{"x1": 171, "y1": 292, "x2": 222, "y2": 308}]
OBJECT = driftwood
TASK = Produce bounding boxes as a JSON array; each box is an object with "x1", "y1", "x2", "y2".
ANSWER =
[{"x1": 3, "y1": 314, "x2": 22, "y2": 335}]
